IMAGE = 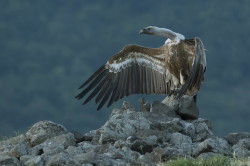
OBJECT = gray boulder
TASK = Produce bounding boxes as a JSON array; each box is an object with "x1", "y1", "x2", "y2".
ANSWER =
[
  {"x1": 150, "y1": 118, "x2": 183, "y2": 133},
  {"x1": 191, "y1": 118, "x2": 213, "y2": 142},
  {"x1": 162, "y1": 95, "x2": 199, "y2": 120},
  {"x1": 20, "y1": 155, "x2": 43, "y2": 166},
  {"x1": 194, "y1": 137, "x2": 232, "y2": 156},
  {"x1": 238, "y1": 138, "x2": 250, "y2": 150},
  {"x1": 128, "y1": 135, "x2": 158, "y2": 154},
  {"x1": 26, "y1": 120, "x2": 67, "y2": 147},
  {"x1": 30, "y1": 132, "x2": 75, "y2": 156},
  {"x1": 169, "y1": 133, "x2": 192, "y2": 146},
  {"x1": 0, "y1": 134, "x2": 29, "y2": 158},
  {"x1": 150, "y1": 101, "x2": 180, "y2": 119},
  {"x1": 180, "y1": 121, "x2": 196, "y2": 139},
  {"x1": 177, "y1": 96, "x2": 199, "y2": 120},
  {"x1": 96, "y1": 110, "x2": 151, "y2": 144},
  {"x1": 231, "y1": 137, "x2": 250, "y2": 158},
  {"x1": 46, "y1": 151, "x2": 82, "y2": 166},
  {"x1": 0, "y1": 155, "x2": 20, "y2": 166},
  {"x1": 232, "y1": 144, "x2": 250, "y2": 158},
  {"x1": 67, "y1": 141, "x2": 96, "y2": 155},
  {"x1": 153, "y1": 147, "x2": 191, "y2": 161},
  {"x1": 139, "y1": 98, "x2": 151, "y2": 112},
  {"x1": 73, "y1": 151, "x2": 96, "y2": 164},
  {"x1": 224, "y1": 132, "x2": 250, "y2": 145}
]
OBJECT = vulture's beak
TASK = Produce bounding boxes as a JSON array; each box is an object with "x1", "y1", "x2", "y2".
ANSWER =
[{"x1": 139, "y1": 29, "x2": 145, "y2": 34}]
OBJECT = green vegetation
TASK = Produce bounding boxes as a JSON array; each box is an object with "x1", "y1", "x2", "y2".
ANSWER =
[
  {"x1": 163, "y1": 155, "x2": 250, "y2": 166},
  {"x1": 231, "y1": 157, "x2": 250, "y2": 166},
  {"x1": 1, "y1": 1, "x2": 250, "y2": 137},
  {"x1": 0, "y1": 131, "x2": 22, "y2": 142}
]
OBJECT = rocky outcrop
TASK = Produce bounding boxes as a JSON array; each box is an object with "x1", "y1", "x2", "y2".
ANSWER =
[{"x1": 0, "y1": 96, "x2": 249, "y2": 165}]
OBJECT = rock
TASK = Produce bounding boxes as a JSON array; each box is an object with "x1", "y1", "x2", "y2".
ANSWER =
[
  {"x1": 74, "y1": 143, "x2": 143, "y2": 166},
  {"x1": 224, "y1": 132, "x2": 250, "y2": 145},
  {"x1": 162, "y1": 96, "x2": 199, "y2": 120},
  {"x1": 231, "y1": 138, "x2": 250, "y2": 158},
  {"x1": 71, "y1": 130, "x2": 84, "y2": 143},
  {"x1": 26, "y1": 120, "x2": 67, "y2": 147},
  {"x1": 102, "y1": 146, "x2": 142, "y2": 165},
  {"x1": 0, "y1": 155, "x2": 20, "y2": 166},
  {"x1": 161, "y1": 96, "x2": 179, "y2": 110},
  {"x1": 139, "y1": 98, "x2": 151, "y2": 112},
  {"x1": 180, "y1": 121, "x2": 196, "y2": 139},
  {"x1": 154, "y1": 147, "x2": 190, "y2": 161},
  {"x1": 46, "y1": 151, "x2": 81, "y2": 166},
  {"x1": 138, "y1": 150, "x2": 163, "y2": 164},
  {"x1": 114, "y1": 140, "x2": 127, "y2": 148},
  {"x1": 194, "y1": 137, "x2": 231, "y2": 156},
  {"x1": 238, "y1": 138, "x2": 250, "y2": 150},
  {"x1": 20, "y1": 155, "x2": 43, "y2": 166},
  {"x1": 73, "y1": 151, "x2": 96, "y2": 164},
  {"x1": 30, "y1": 142, "x2": 64, "y2": 156},
  {"x1": 0, "y1": 134, "x2": 29, "y2": 158},
  {"x1": 232, "y1": 144, "x2": 250, "y2": 158},
  {"x1": 0, "y1": 141, "x2": 12, "y2": 155},
  {"x1": 9, "y1": 143, "x2": 28, "y2": 158},
  {"x1": 177, "y1": 96, "x2": 199, "y2": 120},
  {"x1": 121, "y1": 101, "x2": 135, "y2": 112},
  {"x1": 109, "y1": 108, "x2": 123, "y2": 117},
  {"x1": 192, "y1": 118, "x2": 213, "y2": 142},
  {"x1": 96, "y1": 111, "x2": 151, "y2": 144},
  {"x1": 198, "y1": 152, "x2": 218, "y2": 159},
  {"x1": 150, "y1": 101, "x2": 180, "y2": 118},
  {"x1": 169, "y1": 133, "x2": 192, "y2": 146},
  {"x1": 81, "y1": 130, "x2": 96, "y2": 142},
  {"x1": 150, "y1": 118, "x2": 183, "y2": 133},
  {"x1": 159, "y1": 133, "x2": 197, "y2": 157},
  {"x1": 81, "y1": 164, "x2": 93, "y2": 166},
  {"x1": 129, "y1": 135, "x2": 158, "y2": 154},
  {"x1": 67, "y1": 142, "x2": 96, "y2": 156},
  {"x1": 50, "y1": 133, "x2": 75, "y2": 148},
  {"x1": 30, "y1": 133, "x2": 75, "y2": 156},
  {"x1": 135, "y1": 129, "x2": 169, "y2": 144}
]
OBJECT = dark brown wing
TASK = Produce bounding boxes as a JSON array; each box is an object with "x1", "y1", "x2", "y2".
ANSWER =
[
  {"x1": 75, "y1": 44, "x2": 170, "y2": 110},
  {"x1": 176, "y1": 37, "x2": 206, "y2": 99}
]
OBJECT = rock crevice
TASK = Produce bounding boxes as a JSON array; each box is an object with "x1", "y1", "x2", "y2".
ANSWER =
[{"x1": 0, "y1": 97, "x2": 249, "y2": 165}]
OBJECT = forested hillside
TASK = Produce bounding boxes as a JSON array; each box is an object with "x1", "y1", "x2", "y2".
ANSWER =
[{"x1": 1, "y1": 0, "x2": 250, "y2": 137}]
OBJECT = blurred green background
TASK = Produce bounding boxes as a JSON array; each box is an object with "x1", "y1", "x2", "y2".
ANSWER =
[{"x1": 1, "y1": 0, "x2": 250, "y2": 137}]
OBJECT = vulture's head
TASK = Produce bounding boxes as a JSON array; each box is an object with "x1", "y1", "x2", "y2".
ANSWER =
[
  {"x1": 139, "y1": 26, "x2": 159, "y2": 35},
  {"x1": 139, "y1": 26, "x2": 184, "y2": 41}
]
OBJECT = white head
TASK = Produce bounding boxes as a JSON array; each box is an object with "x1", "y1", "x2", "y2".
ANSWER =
[{"x1": 139, "y1": 26, "x2": 185, "y2": 41}]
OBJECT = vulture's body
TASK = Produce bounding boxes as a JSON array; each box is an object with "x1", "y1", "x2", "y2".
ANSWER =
[{"x1": 76, "y1": 26, "x2": 206, "y2": 110}]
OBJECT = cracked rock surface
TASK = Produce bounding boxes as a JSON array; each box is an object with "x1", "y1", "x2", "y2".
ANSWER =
[{"x1": 0, "y1": 97, "x2": 249, "y2": 165}]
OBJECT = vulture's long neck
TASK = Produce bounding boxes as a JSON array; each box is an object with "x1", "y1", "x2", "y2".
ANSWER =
[{"x1": 155, "y1": 28, "x2": 185, "y2": 41}]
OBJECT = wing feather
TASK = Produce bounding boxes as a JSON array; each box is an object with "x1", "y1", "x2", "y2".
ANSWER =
[
  {"x1": 78, "y1": 65, "x2": 106, "y2": 89},
  {"x1": 141, "y1": 67, "x2": 146, "y2": 93},
  {"x1": 75, "y1": 69, "x2": 108, "y2": 99},
  {"x1": 97, "y1": 74, "x2": 118, "y2": 110},
  {"x1": 95, "y1": 74, "x2": 112, "y2": 103},
  {"x1": 76, "y1": 45, "x2": 167, "y2": 110},
  {"x1": 176, "y1": 37, "x2": 206, "y2": 98},
  {"x1": 107, "y1": 73, "x2": 121, "y2": 107}
]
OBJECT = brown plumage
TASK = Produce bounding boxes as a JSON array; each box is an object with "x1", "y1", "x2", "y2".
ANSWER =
[{"x1": 75, "y1": 26, "x2": 206, "y2": 110}]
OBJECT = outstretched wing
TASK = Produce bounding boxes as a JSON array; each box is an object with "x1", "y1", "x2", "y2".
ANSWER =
[
  {"x1": 176, "y1": 37, "x2": 206, "y2": 98},
  {"x1": 75, "y1": 44, "x2": 171, "y2": 110}
]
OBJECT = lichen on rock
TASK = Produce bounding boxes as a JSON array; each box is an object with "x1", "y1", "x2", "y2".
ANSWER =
[{"x1": 0, "y1": 97, "x2": 250, "y2": 165}]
